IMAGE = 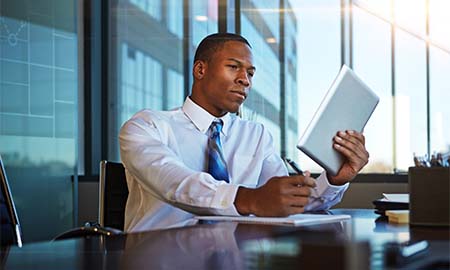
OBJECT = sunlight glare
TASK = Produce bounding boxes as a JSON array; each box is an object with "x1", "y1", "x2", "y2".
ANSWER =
[
  {"x1": 394, "y1": 0, "x2": 426, "y2": 35},
  {"x1": 429, "y1": 0, "x2": 450, "y2": 51}
]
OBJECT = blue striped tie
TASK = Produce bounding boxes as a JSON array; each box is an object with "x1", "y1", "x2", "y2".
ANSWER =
[{"x1": 208, "y1": 120, "x2": 229, "y2": 183}]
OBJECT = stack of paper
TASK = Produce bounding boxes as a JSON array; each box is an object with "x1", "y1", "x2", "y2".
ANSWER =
[
  {"x1": 382, "y1": 193, "x2": 409, "y2": 203},
  {"x1": 373, "y1": 193, "x2": 409, "y2": 216},
  {"x1": 195, "y1": 213, "x2": 351, "y2": 227}
]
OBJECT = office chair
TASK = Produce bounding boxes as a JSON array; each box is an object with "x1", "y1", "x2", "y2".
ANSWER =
[
  {"x1": 54, "y1": 160, "x2": 127, "y2": 241},
  {"x1": 0, "y1": 155, "x2": 23, "y2": 247},
  {"x1": 98, "y1": 160, "x2": 129, "y2": 231}
]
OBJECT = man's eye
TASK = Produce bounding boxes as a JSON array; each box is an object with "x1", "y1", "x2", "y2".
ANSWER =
[
  {"x1": 248, "y1": 72, "x2": 254, "y2": 77},
  {"x1": 228, "y1": 65, "x2": 238, "y2": 69}
]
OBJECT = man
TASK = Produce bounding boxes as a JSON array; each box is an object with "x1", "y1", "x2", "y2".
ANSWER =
[{"x1": 119, "y1": 33, "x2": 369, "y2": 232}]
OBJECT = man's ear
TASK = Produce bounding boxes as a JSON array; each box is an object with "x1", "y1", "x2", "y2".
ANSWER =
[{"x1": 193, "y1": 60, "x2": 207, "y2": 79}]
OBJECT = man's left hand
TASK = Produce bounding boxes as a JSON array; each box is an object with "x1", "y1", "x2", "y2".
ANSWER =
[{"x1": 328, "y1": 130, "x2": 369, "y2": 185}]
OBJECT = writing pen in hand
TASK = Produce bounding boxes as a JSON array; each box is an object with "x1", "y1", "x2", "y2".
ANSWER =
[
  {"x1": 285, "y1": 158, "x2": 304, "y2": 175},
  {"x1": 285, "y1": 158, "x2": 317, "y2": 190}
]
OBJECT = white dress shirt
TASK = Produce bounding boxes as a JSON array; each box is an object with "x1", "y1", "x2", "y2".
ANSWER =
[{"x1": 119, "y1": 97, "x2": 348, "y2": 232}]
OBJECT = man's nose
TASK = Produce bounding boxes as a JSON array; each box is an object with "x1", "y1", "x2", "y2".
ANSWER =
[{"x1": 236, "y1": 72, "x2": 250, "y2": 87}]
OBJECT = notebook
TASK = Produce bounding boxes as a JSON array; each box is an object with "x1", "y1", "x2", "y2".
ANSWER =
[
  {"x1": 297, "y1": 65, "x2": 379, "y2": 176},
  {"x1": 195, "y1": 213, "x2": 351, "y2": 226}
]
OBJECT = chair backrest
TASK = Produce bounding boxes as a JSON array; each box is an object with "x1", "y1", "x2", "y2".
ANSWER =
[
  {"x1": 98, "y1": 161, "x2": 129, "y2": 230},
  {"x1": 0, "y1": 155, "x2": 22, "y2": 247}
]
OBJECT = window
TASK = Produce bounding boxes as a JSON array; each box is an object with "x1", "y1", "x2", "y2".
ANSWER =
[
  {"x1": 108, "y1": 0, "x2": 218, "y2": 160},
  {"x1": 352, "y1": 4, "x2": 393, "y2": 173},
  {"x1": 106, "y1": 0, "x2": 449, "y2": 176},
  {"x1": 393, "y1": 0, "x2": 427, "y2": 171},
  {"x1": 0, "y1": 0, "x2": 78, "y2": 241},
  {"x1": 430, "y1": 47, "x2": 450, "y2": 153},
  {"x1": 187, "y1": 0, "x2": 218, "y2": 93},
  {"x1": 429, "y1": 0, "x2": 450, "y2": 154},
  {"x1": 284, "y1": 5, "x2": 299, "y2": 163},
  {"x1": 349, "y1": 0, "x2": 450, "y2": 172},
  {"x1": 296, "y1": 0, "x2": 341, "y2": 171},
  {"x1": 394, "y1": 30, "x2": 427, "y2": 171},
  {"x1": 240, "y1": 0, "x2": 282, "y2": 152}
]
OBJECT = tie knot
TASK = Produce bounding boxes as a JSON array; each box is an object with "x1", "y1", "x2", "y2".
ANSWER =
[{"x1": 210, "y1": 120, "x2": 223, "y2": 134}]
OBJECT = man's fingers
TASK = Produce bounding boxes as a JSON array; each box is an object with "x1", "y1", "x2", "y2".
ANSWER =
[
  {"x1": 287, "y1": 175, "x2": 316, "y2": 188},
  {"x1": 347, "y1": 130, "x2": 365, "y2": 144},
  {"x1": 335, "y1": 131, "x2": 366, "y2": 150},
  {"x1": 335, "y1": 132, "x2": 365, "y2": 152},
  {"x1": 334, "y1": 140, "x2": 367, "y2": 162},
  {"x1": 334, "y1": 143, "x2": 368, "y2": 168},
  {"x1": 277, "y1": 205, "x2": 306, "y2": 217},
  {"x1": 283, "y1": 195, "x2": 309, "y2": 208},
  {"x1": 334, "y1": 132, "x2": 368, "y2": 161},
  {"x1": 342, "y1": 130, "x2": 365, "y2": 144},
  {"x1": 286, "y1": 206, "x2": 306, "y2": 215},
  {"x1": 302, "y1": 176, "x2": 316, "y2": 187},
  {"x1": 284, "y1": 186, "x2": 312, "y2": 197}
]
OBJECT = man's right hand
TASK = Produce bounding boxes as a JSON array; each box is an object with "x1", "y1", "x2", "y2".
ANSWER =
[{"x1": 234, "y1": 173, "x2": 316, "y2": 217}]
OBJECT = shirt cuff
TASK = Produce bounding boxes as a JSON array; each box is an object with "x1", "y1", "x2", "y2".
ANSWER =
[
  {"x1": 312, "y1": 171, "x2": 349, "y2": 201},
  {"x1": 209, "y1": 183, "x2": 241, "y2": 216}
]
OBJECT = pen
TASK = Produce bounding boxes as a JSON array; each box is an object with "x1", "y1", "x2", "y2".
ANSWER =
[{"x1": 285, "y1": 158, "x2": 304, "y2": 175}]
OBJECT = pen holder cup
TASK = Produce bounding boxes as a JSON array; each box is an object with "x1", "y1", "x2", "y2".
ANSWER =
[{"x1": 408, "y1": 167, "x2": 450, "y2": 226}]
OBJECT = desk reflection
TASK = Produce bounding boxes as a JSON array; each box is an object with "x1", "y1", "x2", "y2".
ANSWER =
[
  {"x1": 7, "y1": 210, "x2": 446, "y2": 270},
  {"x1": 121, "y1": 222, "x2": 243, "y2": 270},
  {"x1": 119, "y1": 219, "x2": 361, "y2": 270}
]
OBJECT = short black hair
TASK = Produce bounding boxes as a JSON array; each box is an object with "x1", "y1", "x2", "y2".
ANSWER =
[{"x1": 194, "y1": 33, "x2": 251, "y2": 63}]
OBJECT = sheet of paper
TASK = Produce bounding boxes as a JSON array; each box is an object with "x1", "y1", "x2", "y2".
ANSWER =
[
  {"x1": 195, "y1": 213, "x2": 351, "y2": 227},
  {"x1": 382, "y1": 193, "x2": 409, "y2": 203}
]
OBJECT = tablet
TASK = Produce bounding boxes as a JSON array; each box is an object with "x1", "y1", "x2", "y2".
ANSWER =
[{"x1": 296, "y1": 65, "x2": 379, "y2": 176}]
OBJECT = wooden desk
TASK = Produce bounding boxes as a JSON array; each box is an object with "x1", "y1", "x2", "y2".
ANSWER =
[{"x1": 1, "y1": 209, "x2": 449, "y2": 270}]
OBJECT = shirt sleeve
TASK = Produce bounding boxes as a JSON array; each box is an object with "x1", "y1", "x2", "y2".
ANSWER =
[
  {"x1": 255, "y1": 125, "x2": 289, "y2": 186},
  {"x1": 119, "y1": 113, "x2": 241, "y2": 217},
  {"x1": 305, "y1": 171, "x2": 349, "y2": 211}
]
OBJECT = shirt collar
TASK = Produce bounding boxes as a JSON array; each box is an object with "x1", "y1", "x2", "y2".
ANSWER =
[{"x1": 182, "y1": 97, "x2": 231, "y2": 136}]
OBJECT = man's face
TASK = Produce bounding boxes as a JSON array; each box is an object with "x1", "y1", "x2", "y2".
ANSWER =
[{"x1": 194, "y1": 41, "x2": 255, "y2": 116}]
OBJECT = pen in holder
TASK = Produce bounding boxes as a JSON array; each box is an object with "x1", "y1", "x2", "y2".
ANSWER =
[{"x1": 408, "y1": 167, "x2": 450, "y2": 226}]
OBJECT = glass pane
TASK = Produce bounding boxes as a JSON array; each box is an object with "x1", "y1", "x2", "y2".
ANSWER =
[
  {"x1": 129, "y1": 0, "x2": 162, "y2": 21},
  {"x1": 188, "y1": 0, "x2": 218, "y2": 92},
  {"x1": 430, "y1": 46, "x2": 450, "y2": 154},
  {"x1": 240, "y1": 0, "x2": 282, "y2": 152},
  {"x1": 283, "y1": 1, "x2": 299, "y2": 165},
  {"x1": 167, "y1": 0, "x2": 183, "y2": 39},
  {"x1": 108, "y1": 0, "x2": 218, "y2": 160},
  {"x1": 191, "y1": 0, "x2": 218, "y2": 46},
  {"x1": 353, "y1": 0, "x2": 392, "y2": 20},
  {"x1": 429, "y1": 0, "x2": 450, "y2": 51},
  {"x1": 394, "y1": 29, "x2": 427, "y2": 171},
  {"x1": 394, "y1": 0, "x2": 426, "y2": 36},
  {"x1": 353, "y1": 5, "x2": 393, "y2": 173},
  {"x1": 0, "y1": 0, "x2": 78, "y2": 242},
  {"x1": 295, "y1": 0, "x2": 341, "y2": 172}
]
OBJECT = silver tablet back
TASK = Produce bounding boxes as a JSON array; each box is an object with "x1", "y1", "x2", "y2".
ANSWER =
[{"x1": 297, "y1": 65, "x2": 379, "y2": 176}]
